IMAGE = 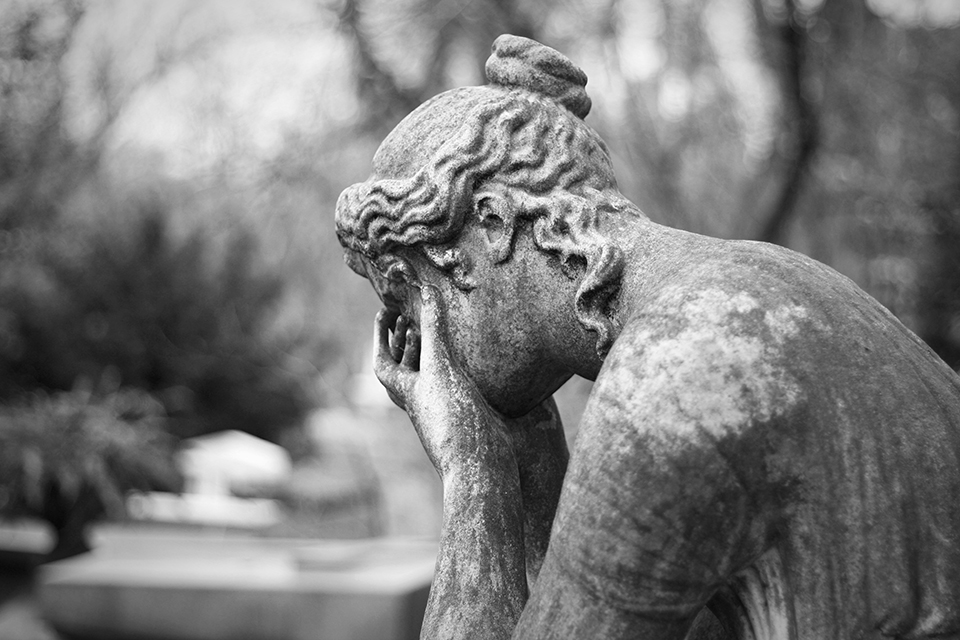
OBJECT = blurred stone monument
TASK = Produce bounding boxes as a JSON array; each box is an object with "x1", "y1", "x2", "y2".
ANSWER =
[{"x1": 128, "y1": 430, "x2": 291, "y2": 529}]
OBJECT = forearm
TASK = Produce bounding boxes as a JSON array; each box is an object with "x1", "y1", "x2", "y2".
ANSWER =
[
  {"x1": 370, "y1": 296, "x2": 540, "y2": 638},
  {"x1": 423, "y1": 451, "x2": 528, "y2": 640},
  {"x1": 511, "y1": 399, "x2": 569, "y2": 586}
]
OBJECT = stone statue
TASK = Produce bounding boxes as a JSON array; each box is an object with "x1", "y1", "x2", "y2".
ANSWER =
[{"x1": 335, "y1": 35, "x2": 960, "y2": 640}]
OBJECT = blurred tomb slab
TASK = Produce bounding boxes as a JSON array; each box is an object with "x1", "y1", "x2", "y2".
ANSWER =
[
  {"x1": 38, "y1": 526, "x2": 435, "y2": 640},
  {"x1": 0, "y1": 518, "x2": 55, "y2": 568}
]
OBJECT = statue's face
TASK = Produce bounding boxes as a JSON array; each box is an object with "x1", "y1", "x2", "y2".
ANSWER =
[
  {"x1": 367, "y1": 225, "x2": 588, "y2": 418},
  {"x1": 440, "y1": 280, "x2": 576, "y2": 418},
  {"x1": 352, "y1": 90, "x2": 606, "y2": 416}
]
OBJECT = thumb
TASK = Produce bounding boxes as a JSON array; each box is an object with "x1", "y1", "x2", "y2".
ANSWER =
[{"x1": 418, "y1": 284, "x2": 453, "y2": 364}]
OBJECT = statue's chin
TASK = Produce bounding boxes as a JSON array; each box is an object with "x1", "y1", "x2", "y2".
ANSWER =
[{"x1": 483, "y1": 374, "x2": 572, "y2": 419}]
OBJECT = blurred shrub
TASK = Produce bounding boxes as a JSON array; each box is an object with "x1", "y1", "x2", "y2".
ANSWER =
[
  {"x1": 0, "y1": 200, "x2": 313, "y2": 442},
  {"x1": 0, "y1": 386, "x2": 180, "y2": 560}
]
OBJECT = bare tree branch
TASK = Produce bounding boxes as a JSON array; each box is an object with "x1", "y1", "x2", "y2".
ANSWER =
[
  {"x1": 0, "y1": 0, "x2": 219, "y2": 231},
  {"x1": 328, "y1": 0, "x2": 424, "y2": 127},
  {"x1": 750, "y1": 0, "x2": 820, "y2": 245},
  {"x1": 0, "y1": 0, "x2": 85, "y2": 230}
]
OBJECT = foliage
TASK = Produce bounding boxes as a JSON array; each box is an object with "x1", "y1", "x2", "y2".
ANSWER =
[
  {"x1": 0, "y1": 0, "x2": 85, "y2": 230},
  {"x1": 796, "y1": 3, "x2": 960, "y2": 368},
  {"x1": 0, "y1": 386, "x2": 180, "y2": 558},
  {"x1": 0, "y1": 1, "x2": 317, "y2": 557},
  {"x1": 0, "y1": 2, "x2": 316, "y2": 436},
  {"x1": 0, "y1": 202, "x2": 313, "y2": 441}
]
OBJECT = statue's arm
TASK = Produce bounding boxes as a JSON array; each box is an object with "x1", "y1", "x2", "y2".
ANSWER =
[
  {"x1": 508, "y1": 397, "x2": 569, "y2": 587},
  {"x1": 374, "y1": 292, "x2": 764, "y2": 639},
  {"x1": 373, "y1": 286, "x2": 529, "y2": 639},
  {"x1": 428, "y1": 440, "x2": 528, "y2": 638},
  {"x1": 513, "y1": 332, "x2": 772, "y2": 639}
]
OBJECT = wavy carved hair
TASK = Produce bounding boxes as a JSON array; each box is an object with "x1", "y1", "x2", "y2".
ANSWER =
[{"x1": 335, "y1": 90, "x2": 636, "y2": 357}]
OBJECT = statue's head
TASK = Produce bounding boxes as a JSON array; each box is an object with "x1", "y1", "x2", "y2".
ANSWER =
[{"x1": 336, "y1": 35, "x2": 636, "y2": 412}]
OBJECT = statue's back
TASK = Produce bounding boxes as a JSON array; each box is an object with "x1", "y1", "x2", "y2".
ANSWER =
[{"x1": 560, "y1": 237, "x2": 960, "y2": 640}]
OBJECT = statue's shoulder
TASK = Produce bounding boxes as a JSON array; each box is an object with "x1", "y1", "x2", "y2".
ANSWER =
[
  {"x1": 589, "y1": 241, "x2": 836, "y2": 440},
  {"x1": 590, "y1": 233, "x2": 955, "y2": 441}
]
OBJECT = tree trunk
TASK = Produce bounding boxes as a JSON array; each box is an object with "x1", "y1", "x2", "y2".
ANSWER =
[{"x1": 43, "y1": 487, "x2": 103, "y2": 562}]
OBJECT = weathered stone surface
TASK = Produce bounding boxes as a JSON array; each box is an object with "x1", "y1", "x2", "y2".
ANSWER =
[{"x1": 336, "y1": 34, "x2": 960, "y2": 640}]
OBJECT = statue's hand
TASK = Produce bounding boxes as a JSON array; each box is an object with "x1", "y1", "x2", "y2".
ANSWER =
[{"x1": 374, "y1": 285, "x2": 513, "y2": 478}]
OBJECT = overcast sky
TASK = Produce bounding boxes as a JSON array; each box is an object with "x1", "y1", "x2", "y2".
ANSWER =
[
  {"x1": 57, "y1": 0, "x2": 352, "y2": 178},
  {"x1": 42, "y1": 0, "x2": 960, "y2": 181}
]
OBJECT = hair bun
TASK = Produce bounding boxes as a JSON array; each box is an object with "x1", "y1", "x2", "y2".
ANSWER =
[{"x1": 485, "y1": 34, "x2": 592, "y2": 119}]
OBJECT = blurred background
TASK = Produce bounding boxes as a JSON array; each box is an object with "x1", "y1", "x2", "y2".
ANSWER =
[{"x1": 0, "y1": 0, "x2": 958, "y2": 637}]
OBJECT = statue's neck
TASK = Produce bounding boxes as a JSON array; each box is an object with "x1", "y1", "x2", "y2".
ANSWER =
[{"x1": 599, "y1": 209, "x2": 701, "y2": 342}]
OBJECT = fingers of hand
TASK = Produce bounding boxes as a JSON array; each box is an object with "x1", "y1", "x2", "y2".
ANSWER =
[
  {"x1": 375, "y1": 308, "x2": 398, "y2": 361},
  {"x1": 374, "y1": 309, "x2": 422, "y2": 400},
  {"x1": 401, "y1": 329, "x2": 421, "y2": 370},
  {"x1": 390, "y1": 315, "x2": 408, "y2": 362},
  {"x1": 375, "y1": 309, "x2": 406, "y2": 391}
]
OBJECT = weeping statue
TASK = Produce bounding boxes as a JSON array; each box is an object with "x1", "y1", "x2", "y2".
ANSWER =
[{"x1": 335, "y1": 35, "x2": 960, "y2": 640}]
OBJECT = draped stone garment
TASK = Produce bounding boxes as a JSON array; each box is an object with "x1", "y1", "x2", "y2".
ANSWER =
[{"x1": 525, "y1": 238, "x2": 960, "y2": 640}]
